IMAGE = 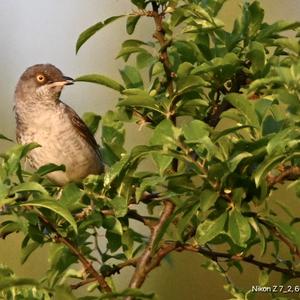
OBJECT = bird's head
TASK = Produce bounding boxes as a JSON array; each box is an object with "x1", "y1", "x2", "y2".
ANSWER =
[{"x1": 15, "y1": 64, "x2": 73, "y2": 102}]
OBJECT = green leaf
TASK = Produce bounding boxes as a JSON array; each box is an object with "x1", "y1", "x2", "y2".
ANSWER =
[
  {"x1": 126, "y1": 16, "x2": 141, "y2": 35},
  {"x1": 225, "y1": 93, "x2": 259, "y2": 127},
  {"x1": 150, "y1": 119, "x2": 178, "y2": 173},
  {"x1": 270, "y1": 218, "x2": 300, "y2": 248},
  {"x1": 76, "y1": 15, "x2": 124, "y2": 53},
  {"x1": 60, "y1": 182, "x2": 84, "y2": 211},
  {"x1": 173, "y1": 40, "x2": 206, "y2": 63},
  {"x1": 150, "y1": 119, "x2": 177, "y2": 146},
  {"x1": 199, "y1": 189, "x2": 219, "y2": 212},
  {"x1": 206, "y1": 0, "x2": 227, "y2": 16},
  {"x1": 248, "y1": 76, "x2": 281, "y2": 92},
  {"x1": 117, "y1": 46, "x2": 148, "y2": 61},
  {"x1": 227, "y1": 152, "x2": 252, "y2": 172},
  {"x1": 11, "y1": 182, "x2": 48, "y2": 195},
  {"x1": 111, "y1": 195, "x2": 128, "y2": 218},
  {"x1": 118, "y1": 88, "x2": 162, "y2": 113},
  {"x1": 273, "y1": 37, "x2": 300, "y2": 54},
  {"x1": 0, "y1": 265, "x2": 13, "y2": 277},
  {"x1": 101, "y1": 110, "x2": 125, "y2": 165},
  {"x1": 0, "y1": 221, "x2": 22, "y2": 237},
  {"x1": 137, "y1": 52, "x2": 156, "y2": 69},
  {"x1": 35, "y1": 163, "x2": 66, "y2": 177},
  {"x1": 135, "y1": 175, "x2": 163, "y2": 201},
  {"x1": 253, "y1": 154, "x2": 286, "y2": 186},
  {"x1": 266, "y1": 128, "x2": 298, "y2": 156},
  {"x1": 120, "y1": 66, "x2": 144, "y2": 89},
  {"x1": 75, "y1": 74, "x2": 124, "y2": 92},
  {"x1": 5, "y1": 143, "x2": 40, "y2": 176},
  {"x1": 104, "y1": 155, "x2": 129, "y2": 188},
  {"x1": 182, "y1": 120, "x2": 210, "y2": 143},
  {"x1": 0, "y1": 278, "x2": 41, "y2": 291},
  {"x1": 130, "y1": 0, "x2": 146, "y2": 9},
  {"x1": 256, "y1": 20, "x2": 300, "y2": 41},
  {"x1": 0, "y1": 182, "x2": 9, "y2": 200},
  {"x1": 259, "y1": 270, "x2": 269, "y2": 286},
  {"x1": 213, "y1": 125, "x2": 253, "y2": 142},
  {"x1": 122, "y1": 228, "x2": 134, "y2": 259},
  {"x1": 150, "y1": 61, "x2": 164, "y2": 77},
  {"x1": 21, "y1": 241, "x2": 40, "y2": 264},
  {"x1": 191, "y1": 53, "x2": 239, "y2": 77},
  {"x1": 228, "y1": 209, "x2": 251, "y2": 246},
  {"x1": 122, "y1": 39, "x2": 148, "y2": 48},
  {"x1": 183, "y1": 120, "x2": 219, "y2": 160},
  {"x1": 177, "y1": 199, "x2": 202, "y2": 237},
  {"x1": 196, "y1": 212, "x2": 227, "y2": 244},
  {"x1": 82, "y1": 112, "x2": 102, "y2": 135},
  {"x1": 103, "y1": 215, "x2": 123, "y2": 236},
  {"x1": 78, "y1": 212, "x2": 102, "y2": 231},
  {"x1": 247, "y1": 41, "x2": 265, "y2": 73},
  {"x1": 248, "y1": 1, "x2": 264, "y2": 35},
  {"x1": 20, "y1": 200, "x2": 78, "y2": 233},
  {"x1": 118, "y1": 95, "x2": 162, "y2": 113},
  {"x1": 177, "y1": 62, "x2": 194, "y2": 78},
  {"x1": 152, "y1": 155, "x2": 173, "y2": 175},
  {"x1": 176, "y1": 75, "x2": 207, "y2": 95}
]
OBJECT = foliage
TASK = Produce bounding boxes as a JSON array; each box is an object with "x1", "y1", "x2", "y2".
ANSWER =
[{"x1": 1, "y1": 1, "x2": 300, "y2": 299}]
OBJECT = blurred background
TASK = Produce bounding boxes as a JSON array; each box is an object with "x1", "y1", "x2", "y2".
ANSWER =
[{"x1": 0, "y1": 0, "x2": 300, "y2": 299}]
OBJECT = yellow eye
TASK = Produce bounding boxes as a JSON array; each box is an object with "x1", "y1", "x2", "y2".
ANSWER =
[{"x1": 36, "y1": 74, "x2": 45, "y2": 83}]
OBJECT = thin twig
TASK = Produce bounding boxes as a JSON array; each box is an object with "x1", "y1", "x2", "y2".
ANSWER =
[
  {"x1": 70, "y1": 278, "x2": 97, "y2": 290},
  {"x1": 267, "y1": 166, "x2": 300, "y2": 188},
  {"x1": 107, "y1": 258, "x2": 138, "y2": 276},
  {"x1": 258, "y1": 218, "x2": 300, "y2": 258},
  {"x1": 37, "y1": 213, "x2": 111, "y2": 292},
  {"x1": 71, "y1": 258, "x2": 138, "y2": 290},
  {"x1": 180, "y1": 244, "x2": 300, "y2": 278},
  {"x1": 101, "y1": 208, "x2": 158, "y2": 227}
]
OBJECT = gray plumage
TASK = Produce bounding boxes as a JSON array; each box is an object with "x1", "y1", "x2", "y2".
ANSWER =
[{"x1": 14, "y1": 64, "x2": 104, "y2": 185}]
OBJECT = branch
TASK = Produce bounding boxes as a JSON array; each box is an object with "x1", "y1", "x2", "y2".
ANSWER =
[
  {"x1": 204, "y1": 100, "x2": 232, "y2": 127},
  {"x1": 37, "y1": 213, "x2": 111, "y2": 293},
  {"x1": 70, "y1": 278, "x2": 97, "y2": 290},
  {"x1": 125, "y1": 236, "x2": 300, "y2": 297},
  {"x1": 130, "y1": 9, "x2": 156, "y2": 17},
  {"x1": 128, "y1": 200, "x2": 175, "y2": 289},
  {"x1": 56, "y1": 236, "x2": 111, "y2": 291},
  {"x1": 151, "y1": 2, "x2": 174, "y2": 100},
  {"x1": 258, "y1": 218, "x2": 300, "y2": 258},
  {"x1": 71, "y1": 258, "x2": 138, "y2": 290},
  {"x1": 101, "y1": 208, "x2": 158, "y2": 227},
  {"x1": 180, "y1": 244, "x2": 300, "y2": 278},
  {"x1": 126, "y1": 3, "x2": 177, "y2": 298},
  {"x1": 127, "y1": 210, "x2": 159, "y2": 227},
  {"x1": 106, "y1": 258, "x2": 138, "y2": 276},
  {"x1": 267, "y1": 166, "x2": 300, "y2": 188}
]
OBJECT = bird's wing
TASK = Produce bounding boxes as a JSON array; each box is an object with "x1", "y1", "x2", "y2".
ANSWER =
[{"x1": 62, "y1": 102, "x2": 102, "y2": 158}]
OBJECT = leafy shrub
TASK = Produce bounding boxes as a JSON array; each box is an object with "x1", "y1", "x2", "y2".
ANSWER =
[{"x1": 1, "y1": 1, "x2": 300, "y2": 299}]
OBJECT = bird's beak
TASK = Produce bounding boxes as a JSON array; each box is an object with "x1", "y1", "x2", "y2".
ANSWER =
[
  {"x1": 47, "y1": 76, "x2": 74, "y2": 89},
  {"x1": 62, "y1": 76, "x2": 74, "y2": 85}
]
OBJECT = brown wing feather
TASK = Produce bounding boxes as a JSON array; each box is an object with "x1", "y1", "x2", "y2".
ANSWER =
[{"x1": 63, "y1": 103, "x2": 102, "y2": 160}]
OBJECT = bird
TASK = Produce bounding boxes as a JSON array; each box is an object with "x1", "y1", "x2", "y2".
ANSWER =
[{"x1": 14, "y1": 64, "x2": 104, "y2": 185}]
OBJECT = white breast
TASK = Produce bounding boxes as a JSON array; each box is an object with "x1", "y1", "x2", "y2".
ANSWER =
[{"x1": 16, "y1": 101, "x2": 102, "y2": 185}]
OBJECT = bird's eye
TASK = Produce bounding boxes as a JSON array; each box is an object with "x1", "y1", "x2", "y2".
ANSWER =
[{"x1": 36, "y1": 74, "x2": 45, "y2": 83}]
